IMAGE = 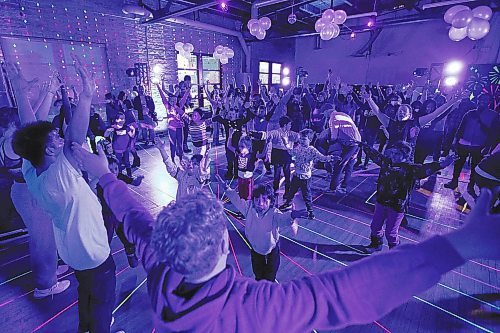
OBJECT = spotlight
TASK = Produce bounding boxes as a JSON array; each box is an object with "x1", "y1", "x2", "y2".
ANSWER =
[
  {"x1": 443, "y1": 76, "x2": 458, "y2": 87},
  {"x1": 282, "y1": 77, "x2": 291, "y2": 86},
  {"x1": 444, "y1": 60, "x2": 464, "y2": 75},
  {"x1": 350, "y1": 31, "x2": 356, "y2": 39},
  {"x1": 220, "y1": 2, "x2": 228, "y2": 11},
  {"x1": 283, "y1": 67, "x2": 290, "y2": 76},
  {"x1": 151, "y1": 76, "x2": 160, "y2": 84},
  {"x1": 152, "y1": 64, "x2": 163, "y2": 75},
  {"x1": 367, "y1": 19, "x2": 374, "y2": 27}
]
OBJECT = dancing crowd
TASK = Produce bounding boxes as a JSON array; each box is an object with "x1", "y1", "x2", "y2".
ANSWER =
[{"x1": 0, "y1": 57, "x2": 498, "y2": 333}]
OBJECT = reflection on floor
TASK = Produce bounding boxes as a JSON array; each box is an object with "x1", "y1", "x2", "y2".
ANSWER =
[{"x1": 0, "y1": 139, "x2": 498, "y2": 333}]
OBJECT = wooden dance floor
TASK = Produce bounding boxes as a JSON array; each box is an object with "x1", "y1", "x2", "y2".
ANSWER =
[{"x1": 1, "y1": 137, "x2": 499, "y2": 333}]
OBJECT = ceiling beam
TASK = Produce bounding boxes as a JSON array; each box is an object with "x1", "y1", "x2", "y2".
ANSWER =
[{"x1": 144, "y1": 1, "x2": 218, "y2": 24}]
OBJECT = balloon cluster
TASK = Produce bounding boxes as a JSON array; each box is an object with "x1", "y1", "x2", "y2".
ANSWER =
[
  {"x1": 445, "y1": 5, "x2": 492, "y2": 41},
  {"x1": 314, "y1": 9, "x2": 347, "y2": 41},
  {"x1": 174, "y1": 42, "x2": 194, "y2": 59},
  {"x1": 213, "y1": 45, "x2": 235, "y2": 65},
  {"x1": 247, "y1": 17, "x2": 272, "y2": 40}
]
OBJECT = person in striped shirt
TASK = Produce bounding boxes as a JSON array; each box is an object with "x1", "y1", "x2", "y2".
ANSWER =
[{"x1": 189, "y1": 108, "x2": 212, "y2": 178}]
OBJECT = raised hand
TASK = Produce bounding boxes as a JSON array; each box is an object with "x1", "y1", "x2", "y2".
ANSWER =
[
  {"x1": 360, "y1": 90, "x2": 371, "y2": 100},
  {"x1": 3, "y1": 62, "x2": 39, "y2": 92},
  {"x1": 155, "y1": 137, "x2": 168, "y2": 151},
  {"x1": 72, "y1": 54, "x2": 95, "y2": 98},
  {"x1": 49, "y1": 72, "x2": 61, "y2": 94},
  {"x1": 71, "y1": 142, "x2": 109, "y2": 178}
]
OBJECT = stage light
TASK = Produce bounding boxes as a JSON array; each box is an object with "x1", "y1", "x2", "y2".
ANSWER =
[
  {"x1": 151, "y1": 76, "x2": 160, "y2": 84},
  {"x1": 443, "y1": 76, "x2": 458, "y2": 87},
  {"x1": 282, "y1": 77, "x2": 290, "y2": 86},
  {"x1": 220, "y1": 2, "x2": 228, "y2": 11},
  {"x1": 367, "y1": 19, "x2": 374, "y2": 27},
  {"x1": 350, "y1": 31, "x2": 356, "y2": 38},
  {"x1": 444, "y1": 60, "x2": 464, "y2": 75},
  {"x1": 282, "y1": 67, "x2": 290, "y2": 76},
  {"x1": 152, "y1": 64, "x2": 163, "y2": 74}
]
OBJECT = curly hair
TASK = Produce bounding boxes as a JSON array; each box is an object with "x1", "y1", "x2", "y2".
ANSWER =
[
  {"x1": 252, "y1": 184, "x2": 276, "y2": 207},
  {"x1": 0, "y1": 107, "x2": 20, "y2": 132},
  {"x1": 151, "y1": 190, "x2": 227, "y2": 280},
  {"x1": 12, "y1": 121, "x2": 55, "y2": 167}
]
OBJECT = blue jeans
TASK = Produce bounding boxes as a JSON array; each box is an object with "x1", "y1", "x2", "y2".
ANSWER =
[{"x1": 75, "y1": 255, "x2": 116, "y2": 333}]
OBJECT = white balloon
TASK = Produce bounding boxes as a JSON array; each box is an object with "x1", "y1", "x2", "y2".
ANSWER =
[
  {"x1": 467, "y1": 17, "x2": 490, "y2": 40},
  {"x1": 215, "y1": 45, "x2": 224, "y2": 54},
  {"x1": 451, "y1": 9, "x2": 473, "y2": 28},
  {"x1": 322, "y1": 9, "x2": 335, "y2": 23},
  {"x1": 448, "y1": 26, "x2": 468, "y2": 41},
  {"x1": 320, "y1": 24, "x2": 335, "y2": 41},
  {"x1": 472, "y1": 6, "x2": 493, "y2": 21},
  {"x1": 220, "y1": 58, "x2": 229, "y2": 65},
  {"x1": 443, "y1": 5, "x2": 470, "y2": 24},
  {"x1": 255, "y1": 29, "x2": 266, "y2": 40},
  {"x1": 174, "y1": 42, "x2": 184, "y2": 52},
  {"x1": 183, "y1": 43, "x2": 194, "y2": 53},
  {"x1": 259, "y1": 17, "x2": 272, "y2": 30},
  {"x1": 247, "y1": 19, "x2": 258, "y2": 31},
  {"x1": 331, "y1": 23, "x2": 340, "y2": 38},
  {"x1": 250, "y1": 22, "x2": 261, "y2": 35},
  {"x1": 334, "y1": 10, "x2": 347, "y2": 25},
  {"x1": 315, "y1": 18, "x2": 327, "y2": 33},
  {"x1": 226, "y1": 48, "x2": 235, "y2": 58}
]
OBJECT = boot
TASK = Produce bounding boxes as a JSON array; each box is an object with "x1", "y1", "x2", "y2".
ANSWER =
[
  {"x1": 364, "y1": 236, "x2": 383, "y2": 253},
  {"x1": 132, "y1": 154, "x2": 141, "y2": 168}
]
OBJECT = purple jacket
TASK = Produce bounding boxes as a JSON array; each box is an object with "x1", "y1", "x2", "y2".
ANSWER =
[{"x1": 99, "y1": 173, "x2": 465, "y2": 332}]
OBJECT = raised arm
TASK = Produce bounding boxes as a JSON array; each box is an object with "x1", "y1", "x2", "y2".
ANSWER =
[
  {"x1": 156, "y1": 83, "x2": 170, "y2": 107},
  {"x1": 361, "y1": 90, "x2": 389, "y2": 128},
  {"x1": 216, "y1": 174, "x2": 249, "y2": 216},
  {"x1": 35, "y1": 75, "x2": 60, "y2": 121},
  {"x1": 3, "y1": 63, "x2": 38, "y2": 124},
  {"x1": 178, "y1": 88, "x2": 191, "y2": 110},
  {"x1": 419, "y1": 94, "x2": 461, "y2": 126}
]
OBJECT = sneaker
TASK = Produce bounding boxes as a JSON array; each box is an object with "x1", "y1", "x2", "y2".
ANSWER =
[
  {"x1": 444, "y1": 180, "x2": 458, "y2": 190},
  {"x1": 56, "y1": 264, "x2": 69, "y2": 275},
  {"x1": 388, "y1": 241, "x2": 400, "y2": 249},
  {"x1": 307, "y1": 211, "x2": 315, "y2": 220},
  {"x1": 131, "y1": 175, "x2": 144, "y2": 186},
  {"x1": 364, "y1": 237, "x2": 383, "y2": 253},
  {"x1": 34, "y1": 280, "x2": 71, "y2": 299},
  {"x1": 337, "y1": 187, "x2": 347, "y2": 194},
  {"x1": 279, "y1": 202, "x2": 293, "y2": 211}
]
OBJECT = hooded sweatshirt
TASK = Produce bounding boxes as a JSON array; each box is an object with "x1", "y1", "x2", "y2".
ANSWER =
[{"x1": 99, "y1": 173, "x2": 465, "y2": 333}]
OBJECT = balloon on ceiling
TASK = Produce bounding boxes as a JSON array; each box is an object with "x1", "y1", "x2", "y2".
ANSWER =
[
  {"x1": 247, "y1": 17, "x2": 272, "y2": 40},
  {"x1": 445, "y1": 5, "x2": 492, "y2": 41},
  {"x1": 213, "y1": 45, "x2": 235, "y2": 65},
  {"x1": 315, "y1": 8, "x2": 347, "y2": 41},
  {"x1": 175, "y1": 42, "x2": 194, "y2": 59}
]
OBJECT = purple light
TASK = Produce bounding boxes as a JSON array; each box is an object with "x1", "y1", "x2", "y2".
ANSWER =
[
  {"x1": 220, "y1": 2, "x2": 228, "y2": 11},
  {"x1": 350, "y1": 32, "x2": 356, "y2": 38},
  {"x1": 367, "y1": 20, "x2": 374, "y2": 27},
  {"x1": 444, "y1": 60, "x2": 464, "y2": 75}
]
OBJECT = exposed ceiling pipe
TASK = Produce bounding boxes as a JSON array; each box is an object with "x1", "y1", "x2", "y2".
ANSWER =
[
  {"x1": 251, "y1": 0, "x2": 290, "y2": 18},
  {"x1": 421, "y1": 0, "x2": 479, "y2": 10},
  {"x1": 165, "y1": 17, "x2": 250, "y2": 72},
  {"x1": 144, "y1": 1, "x2": 218, "y2": 24}
]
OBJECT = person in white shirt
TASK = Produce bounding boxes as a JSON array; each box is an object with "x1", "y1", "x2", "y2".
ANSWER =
[{"x1": 8, "y1": 57, "x2": 121, "y2": 333}]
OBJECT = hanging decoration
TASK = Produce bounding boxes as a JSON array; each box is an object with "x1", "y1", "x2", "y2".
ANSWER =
[
  {"x1": 175, "y1": 42, "x2": 194, "y2": 59},
  {"x1": 213, "y1": 45, "x2": 234, "y2": 65},
  {"x1": 315, "y1": 9, "x2": 347, "y2": 41},
  {"x1": 445, "y1": 5, "x2": 492, "y2": 41},
  {"x1": 247, "y1": 17, "x2": 272, "y2": 40}
]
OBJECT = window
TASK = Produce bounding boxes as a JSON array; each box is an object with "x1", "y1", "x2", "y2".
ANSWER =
[
  {"x1": 176, "y1": 53, "x2": 222, "y2": 108},
  {"x1": 259, "y1": 61, "x2": 282, "y2": 90}
]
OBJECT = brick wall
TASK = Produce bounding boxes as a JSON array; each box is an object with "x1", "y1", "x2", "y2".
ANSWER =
[{"x1": 0, "y1": 0, "x2": 243, "y2": 114}]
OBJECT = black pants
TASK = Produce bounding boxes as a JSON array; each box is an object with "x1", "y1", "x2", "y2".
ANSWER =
[
  {"x1": 451, "y1": 144, "x2": 483, "y2": 188},
  {"x1": 272, "y1": 148, "x2": 291, "y2": 197},
  {"x1": 115, "y1": 150, "x2": 132, "y2": 177},
  {"x1": 414, "y1": 130, "x2": 443, "y2": 164},
  {"x1": 75, "y1": 255, "x2": 116, "y2": 333},
  {"x1": 225, "y1": 148, "x2": 238, "y2": 178},
  {"x1": 252, "y1": 139, "x2": 271, "y2": 171},
  {"x1": 251, "y1": 244, "x2": 280, "y2": 282},
  {"x1": 357, "y1": 129, "x2": 377, "y2": 166},
  {"x1": 285, "y1": 175, "x2": 312, "y2": 212}
]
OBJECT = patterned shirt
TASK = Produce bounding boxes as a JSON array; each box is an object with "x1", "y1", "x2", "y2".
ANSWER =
[
  {"x1": 290, "y1": 145, "x2": 330, "y2": 179},
  {"x1": 364, "y1": 146, "x2": 442, "y2": 212}
]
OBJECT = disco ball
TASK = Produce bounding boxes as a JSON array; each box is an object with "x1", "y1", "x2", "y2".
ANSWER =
[{"x1": 288, "y1": 13, "x2": 297, "y2": 24}]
